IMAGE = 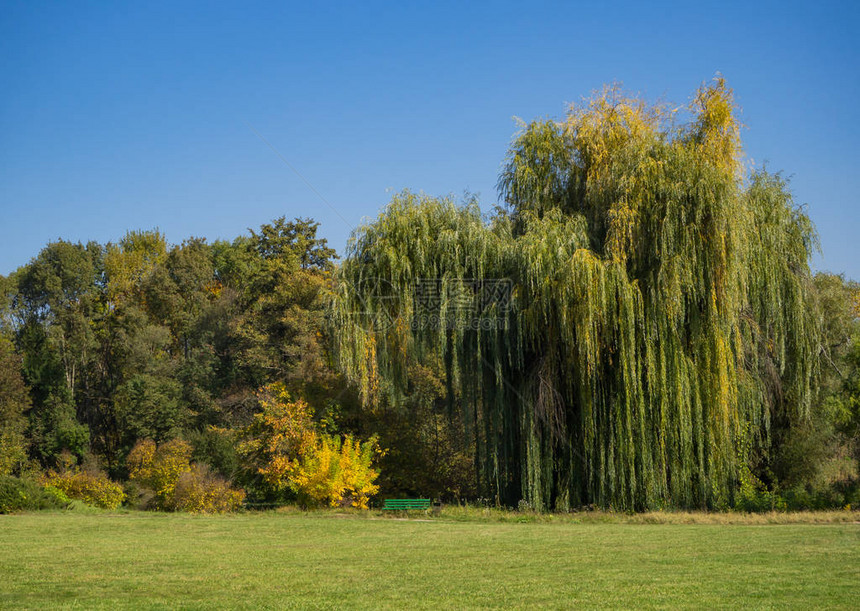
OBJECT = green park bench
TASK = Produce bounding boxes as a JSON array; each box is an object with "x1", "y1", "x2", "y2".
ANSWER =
[{"x1": 382, "y1": 498, "x2": 431, "y2": 511}]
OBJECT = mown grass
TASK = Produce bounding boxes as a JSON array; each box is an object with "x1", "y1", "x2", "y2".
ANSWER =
[
  {"x1": 408, "y1": 504, "x2": 860, "y2": 525},
  {"x1": 0, "y1": 510, "x2": 857, "y2": 609}
]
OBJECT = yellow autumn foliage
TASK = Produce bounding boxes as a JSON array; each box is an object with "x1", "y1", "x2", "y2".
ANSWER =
[
  {"x1": 240, "y1": 382, "x2": 382, "y2": 508},
  {"x1": 43, "y1": 469, "x2": 126, "y2": 509},
  {"x1": 172, "y1": 464, "x2": 245, "y2": 513},
  {"x1": 127, "y1": 438, "x2": 192, "y2": 509},
  {"x1": 290, "y1": 434, "x2": 381, "y2": 509},
  {"x1": 128, "y1": 438, "x2": 244, "y2": 512}
]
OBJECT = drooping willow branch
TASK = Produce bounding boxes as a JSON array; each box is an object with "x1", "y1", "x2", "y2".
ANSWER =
[{"x1": 329, "y1": 78, "x2": 819, "y2": 510}]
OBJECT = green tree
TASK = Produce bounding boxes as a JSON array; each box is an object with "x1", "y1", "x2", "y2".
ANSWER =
[
  {"x1": 0, "y1": 338, "x2": 30, "y2": 475},
  {"x1": 249, "y1": 217, "x2": 336, "y2": 272},
  {"x1": 331, "y1": 79, "x2": 820, "y2": 511},
  {"x1": 104, "y1": 229, "x2": 167, "y2": 306},
  {"x1": 229, "y1": 218, "x2": 339, "y2": 403},
  {"x1": 9, "y1": 241, "x2": 102, "y2": 465},
  {"x1": 811, "y1": 274, "x2": 860, "y2": 480}
]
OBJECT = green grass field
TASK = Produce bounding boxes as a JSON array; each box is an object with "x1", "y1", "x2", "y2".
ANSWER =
[{"x1": 1, "y1": 511, "x2": 858, "y2": 609}]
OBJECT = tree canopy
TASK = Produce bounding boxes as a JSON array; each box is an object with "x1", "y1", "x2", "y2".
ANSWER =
[
  {"x1": 331, "y1": 78, "x2": 822, "y2": 510},
  {"x1": 1, "y1": 78, "x2": 857, "y2": 513}
]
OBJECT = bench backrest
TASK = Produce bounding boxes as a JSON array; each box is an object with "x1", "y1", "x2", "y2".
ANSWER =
[{"x1": 382, "y1": 498, "x2": 431, "y2": 509}]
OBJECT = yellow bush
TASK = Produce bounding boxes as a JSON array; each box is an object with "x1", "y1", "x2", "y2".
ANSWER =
[
  {"x1": 43, "y1": 470, "x2": 126, "y2": 509},
  {"x1": 127, "y1": 438, "x2": 193, "y2": 510},
  {"x1": 240, "y1": 383, "x2": 382, "y2": 508},
  {"x1": 172, "y1": 464, "x2": 246, "y2": 513},
  {"x1": 291, "y1": 434, "x2": 381, "y2": 509},
  {"x1": 128, "y1": 438, "x2": 244, "y2": 512}
]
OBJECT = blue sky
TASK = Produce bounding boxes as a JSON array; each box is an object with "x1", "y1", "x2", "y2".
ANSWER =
[{"x1": 1, "y1": 1, "x2": 858, "y2": 278}]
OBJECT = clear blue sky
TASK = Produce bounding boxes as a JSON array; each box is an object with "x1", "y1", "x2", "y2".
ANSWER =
[{"x1": 2, "y1": 1, "x2": 858, "y2": 278}]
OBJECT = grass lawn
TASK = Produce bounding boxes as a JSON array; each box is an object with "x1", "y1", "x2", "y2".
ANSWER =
[{"x1": 0, "y1": 511, "x2": 858, "y2": 609}]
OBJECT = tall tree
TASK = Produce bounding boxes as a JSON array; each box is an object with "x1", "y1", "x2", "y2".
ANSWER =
[
  {"x1": 331, "y1": 79, "x2": 820, "y2": 510},
  {"x1": 808, "y1": 273, "x2": 860, "y2": 481},
  {"x1": 10, "y1": 241, "x2": 101, "y2": 463},
  {"x1": 0, "y1": 337, "x2": 31, "y2": 475}
]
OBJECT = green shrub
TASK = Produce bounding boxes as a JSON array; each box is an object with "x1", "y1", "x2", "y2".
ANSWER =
[
  {"x1": 188, "y1": 426, "x2": 240, "y2": 481},
  {"x1": 43, "y1": 485, "x2": 72, "y2": 505},
  {"x1": 778, "y1": 478, "x2": 860, "y2": 510},
  {"x1": 121, "y1": 480, "x2": 152, "y2": 509},
  {"x1": 0, "y1": 475, "x2": 66, "y2": 513},
  {"x1": 733, "y1": 472, "x2": 787, "y2": 513}
]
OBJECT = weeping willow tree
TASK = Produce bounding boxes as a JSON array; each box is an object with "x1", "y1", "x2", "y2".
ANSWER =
[{"x1": 329, "y1": 78, "x2": 819, "y2": 510}]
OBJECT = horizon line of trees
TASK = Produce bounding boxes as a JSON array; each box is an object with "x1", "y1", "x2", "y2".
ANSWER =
[
  {"x1": 0, "y1": 216, "x2": 473, "y2": 511},
  {"x1": 1, "y1": 78, "x2": 859, "y2": 513}
]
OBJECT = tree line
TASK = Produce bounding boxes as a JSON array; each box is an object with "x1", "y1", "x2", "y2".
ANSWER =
[
  {"x1": 0, "y1": 217, "x2": 473, "y2": 510},
  {"x1": 1, "y1": 78, "x2": 858, "y2": 512}
]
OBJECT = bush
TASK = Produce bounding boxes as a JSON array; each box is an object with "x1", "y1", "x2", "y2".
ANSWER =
[
  {"x1": 188, "y1": 426, "x2": 240, "y2": 481},
  {"x1": 733, "y1": 470, "x2": 787, "y2": 513},
  {"x1": 128, "y1": 438, "x2": 244, "y2": 512},
  {"x1": 43, "y1": 485, "x2": 72, "y2": 505},
  {"x1": 734, "y1": 486, "x2": 787, "y2": 513},
  {"x1": 42, "y1": 470, "x2": 126, "y2": 509},
  {"x1": 121, "y1": 480, "x2": 152, "y2": 510},
  {"x1": 781, "y1": 479, "x2": 860, "y2": 510},
  {"x1": 239, "y1": 383, "x2": 382, "y2": 509},
  {"x1": 290, "y1": 434, "x2": 381, "y2": 509},
  {"x1": 0, "y1": 475, "x2": 66, "y2": 513},
  {"x1": 172, "y1": 464, "x2": 245, "y2": 513},
  {"x1": 127, "y1": 438, "x2": 193, "y2": 510}
]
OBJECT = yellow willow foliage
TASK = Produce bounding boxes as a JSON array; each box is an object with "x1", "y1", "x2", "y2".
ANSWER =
[
  {"x1": 330, "y1": 78, "x2": 820, "y2": 511},
  {"x1": 689, "y1": 76, "x2": 743, "y2": 175}
]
